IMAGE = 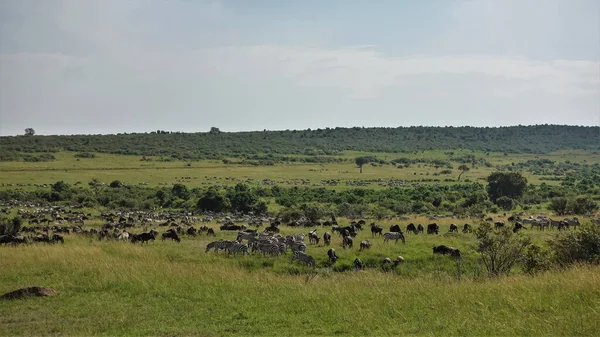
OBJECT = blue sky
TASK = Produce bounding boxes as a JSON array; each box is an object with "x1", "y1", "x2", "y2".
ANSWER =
[{"x1": 0, "y1": 0, "x2": 598, "y2": 135}]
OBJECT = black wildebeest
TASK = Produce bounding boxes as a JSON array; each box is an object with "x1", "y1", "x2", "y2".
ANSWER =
[
  {"x1": 427, "y1": 223, "x2": 439, "y2": 235},
  {"x1": 449, "y1": 224, "x2": 458, "y2": 233},
  {"x1": 327, "y1": 248, "x2": 338, "y2": 264},
  {"x1": 406, "y1": 223, "x2": 418, "y2": 234},
  {"x1": 433, "y1": 245, "x2": 461, "y2": 257},
  {"x1": 323, "y1": 232, "x2": 331, "y2": 245},
  {"x1": 462, "y1": 223, "x2": 472, "y2": 233},
  {"x1": 370, "y1": 223, "x2": 383, "y2": 237}
]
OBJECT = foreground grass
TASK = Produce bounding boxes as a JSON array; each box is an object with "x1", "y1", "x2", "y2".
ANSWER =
[{"x1": 1, "y1": 236, "x2": 599, "y2": 336}]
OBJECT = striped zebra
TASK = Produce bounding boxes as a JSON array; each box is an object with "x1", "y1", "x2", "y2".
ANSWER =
[
  {"x1": 206, "y1": 240, "x2": 236, "y2": 253},
  {"x1": 277, "y1": 242, "x2": 287, "y2": 255},
  {"x1": 292, "y1": 251, "x2": 315, "y2": 267},
  {"x1": 383, "y1": 232, "x2": 406, "y2": 244},
  {"x1": 258, "y1": 243, "x2": 280, "y2": 256},
  {"x1": 229, "y1": 242, "x2": 249, "y2": 256},
  {"x1": 237, "y1": 231, "x2": 257, "y2": 242},
  {"x1": 290, "y1": 241, "x2": 307, "y2": 253}
]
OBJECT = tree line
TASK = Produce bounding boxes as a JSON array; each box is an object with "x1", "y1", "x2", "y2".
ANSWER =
[{"x1": 1, "y1": 125, "x2": 598, "y2": 160}]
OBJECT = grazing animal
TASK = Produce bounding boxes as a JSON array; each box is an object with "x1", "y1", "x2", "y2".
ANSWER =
[
  {"x1": 51, "y1": 233, "x2": 64, "y2": 244},
  {"x1": 258, "y1": 243, "x2": 281, "y2": 256},
  {"x1": 449, "y1": 224, "x2": 458, "y2": 233},
  {"x1": 370, "y1": 223, "x2": 383, "y2": 237},
  {"x1": 342, "y1": 236, "x2": 353, "y2": 249},
  {"x1": 323, "y1": 232, "x2": 331, "y2": 245},
  {"x1": 289, "y1": 241, "x2": 307, "y2": 253},
  {"x1": 237, "y1": 231, "x2": 257, "y2": 242},
  {"x1": 494, "y1": 221, "x2": 505, "y2": 229},
  {"x1": 433, "y1": 245, "x2": 461, "y2": 257},
  {"x1": 389, "y1": 224, "x2": 401, "y2": 233},
  {"x1": 353, "y1": 258, "x2": 364, "y2": 271},
  {"x1": 406, "y1": 223, "x2": 418, "y2": 234},
  {"x1": 383, "y1": 232, "x2": 405, "y2": 244},
  {"x1": 206, "y1": 228, "x2": 216, "y2": 237},
  {"x1": 186, "y1": 227, "x2": 197, "y2": 236},
  {"x1": 229, "y1": 242, "x2": 249, "y2": 256},
  {"x1": 512, "y1": 222, "x2": 527, "y2": 233},
  {"x1": 292, "y1": 251, "x2": 315, "y2": 267},
  {"x1": 417, "y1": 224, "x2": 424, "y2": 234},
  {"x1": 359, "y1": 240, "x2": 371, "y2": 251},
  {"x1": 308, "y1": 231, "x2": 320, "y2": 245},
  {"x1": 462, "y1": 224, "x2": 472, "y2": 233},
  {"x1": 427, "y1": 223, "x2": 439, "y2": 235},
  {"x1": 131, "y1": 231, "x2": 156, "y2": 245},
  {"x1": 393, "y1": 256, "x2": 405, "y2": 266},
  {"x1": 161, "y1": 230, "x2": 181, "y2": 243},
  {"x1": 327, "y1": 248, "x2": 338, "y2": 264}
]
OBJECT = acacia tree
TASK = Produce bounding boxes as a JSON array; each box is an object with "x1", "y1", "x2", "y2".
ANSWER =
[
  {"x1": 24, "y1": 128, "x2": 35, "y2": 136},
  {"x1": 475, "y1": 222, "x2": 531, "y2": 277},
  {"x1": 355, "y1": 157, "x2": 370, "y2": 173},
  {"x1": 457, "y1": 164, "x2": 470, "y2": 181}
]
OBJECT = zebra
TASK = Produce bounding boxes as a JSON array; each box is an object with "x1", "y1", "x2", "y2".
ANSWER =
[
  {"x1": 229, "y1": 242, "x2": 249, "y2": 256},
  {"x1": 290, "y1": 241, "x2": 307, "y2": 253},
  {"x1": 277, "y1": 242, "x2": 288, "y2": 255},
  {"x1": 237, "y1": 231, "x2": 257, "y2": 242},
  {"x1": 292, "y1": 251, "x2": 315, "y2": 267},
  {"x1": 258, "y1": 243, "x2": 280, "y2": 256},
  {"x1": 383, "y1": 232, "x2": 406, "y2": 244}
]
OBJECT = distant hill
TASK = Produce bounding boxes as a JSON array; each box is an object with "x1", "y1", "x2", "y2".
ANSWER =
[{"x1": 1, "y1": 125, "x2": 598, "y2": 160}]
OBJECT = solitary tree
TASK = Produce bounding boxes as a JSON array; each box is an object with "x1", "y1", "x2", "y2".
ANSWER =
[
  {"x1": 457, "y1": 164, "x2": 470, "y2": 181},
  {"x1": 355, "y1": 157, "x2": 370, "y2": 173},
  {"x1": 486, "y1": 171, "x2": 528, "y2": 202},
  {"x1": 209, "y1": 127, "x2": 221, "y2": 134},
  {"x1": 24, "y1": 128, "x2": 35, "y2": 136}
]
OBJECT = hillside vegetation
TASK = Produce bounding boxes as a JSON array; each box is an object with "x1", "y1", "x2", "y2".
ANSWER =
[{"x1": 2, "y1": 125, "x2": 599, "y2": 160}]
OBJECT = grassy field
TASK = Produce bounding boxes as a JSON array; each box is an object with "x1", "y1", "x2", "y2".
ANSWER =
[
  {"x1": 2, "y1": 150, "x2": 598, "y2": 189},
  {"x1": 1, "y1": 221, "x2": 599, "y2": 336}
]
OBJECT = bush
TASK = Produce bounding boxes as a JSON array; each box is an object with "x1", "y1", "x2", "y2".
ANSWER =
[
  {"x1": 522, "y1": 244, "x2": 551, "y2": 275},
  {"x1": 475, "y1": 222, "x2": 532, "y2": 277},
  {"x1": 495, "y1": 196, "x2": 516, "y2": 211},
  {"x1": 550, "y1": 224, "x2": 600, "y2": 266},
  {"x1": 110, "y1": 180, "x2": 123, "y2": 188}
]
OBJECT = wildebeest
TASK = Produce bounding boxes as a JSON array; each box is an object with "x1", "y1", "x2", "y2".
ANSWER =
[
  {"x1": 494, "y1": 221, "x2": 505, "y2": 229},
  {"x1": 427, "y1": 223, "x2": 439, "y2": 235},
  {"x1": 462, "y1": 223, "x2": 472, "y2": 233},
  {"x1": 353, "y1": 258, "x2": 364, "y2": 271},
  {"x1": 162, "y1": 230, "x2": 181, "y2": 243},
  {"x1": 220, "y1": 224, "x2": 242, "y2": 231},
  {"x1": 433, "y1": 245, "x2": 461, "y2": 257},
  {"x1": 51, "y1": 233, "x2": 64, "y2": 244},
  {"x1": 292, "y1": 251, "x2": 315, "y2": 267},
  {"x1": 449, "y1": 224, "x2": 458, "y2": 233},
  {"x1": 327, "y1": 248, "x2": 338, "y2": 264},
  {"x1": 389, "y1": 224, "x2": 401, "y2": 233},
  {"x1": 131, "y1": 231, "x2": 156, "y2": 245},
  {"x1": 359, "y1": 240, "x2": 371, "y2": 251},
  {"x1": 406, "y1": 223, "x2": 418, "y2": 234},
  {"x1": 186, "y1": 227, "x2": 197, "y2": 236},
  {"x1": 206, "y1": 228, "x2": 216, "y2": 237},
  {"x1": 308, "y1": 230, "x2": 320, "y2": 244},
  {"x1": 370, "y1": 223, "x2": 383, "y2": 237},
  {"x1": 342, "y1": 236, "x2": 353, "y2": 249},
  {"x1": 263, "y1": 224, "x2": 280, "y2": 234},
  {"x1": 323, "y1": 232, "x2": 331, "y2": 245},
  {"x1": 417, "y1": 224, "x2": 424, "y2": 234},
  {"x1": 512, "y1": 222, "x2": 527, "y2": 233}
]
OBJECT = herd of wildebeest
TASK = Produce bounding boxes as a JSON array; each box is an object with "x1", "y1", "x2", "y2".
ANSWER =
[{"x1": 0, "y1": 204, "x2": 586, "y2": 271}]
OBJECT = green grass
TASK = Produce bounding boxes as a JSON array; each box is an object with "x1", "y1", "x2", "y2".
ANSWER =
[
  {"x1": 3, "y1": 149, "x2": 597, "y2": 190},
  {"x1": 2, "y1": 220, "x2": 599, "y2": 336}
]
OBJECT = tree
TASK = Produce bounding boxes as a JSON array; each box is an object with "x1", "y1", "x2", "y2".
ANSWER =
[
  {"x1": 209, "y1": 127, "x2": 221, "y2": 134},
  {"x1": 51, "y1": 181, "x2": 70, "y2": 193},
  {"x1": 171, "y1": 184, "x2": 189, "y2": 199},
  {"x1": 24, "y1": 128, "x2": 35, "y2": 136},
  {"x1": 457, "y1": 164, "x2": 470, "y2": 181},
  {"x1": 475, "y1": 222, "x2": 531, "y2": 277},
  {"x1": 197, "y1": 188, "x2": 230, "y2": 212},
  {"x1": 109, "y1": 180, "x2": 123, "y2": 188},
  {"x1": 355, "y1": 157, "x2": 370, "y2": 173},
  {"x1": 486, "y1": 172, "x2": 528, "y2": 202}
]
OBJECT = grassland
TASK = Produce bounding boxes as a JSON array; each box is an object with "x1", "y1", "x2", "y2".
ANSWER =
[
  {"x1": 1, "y1": 220, "x2": 600, "y2": 336},
  {"x1": 1, "y1": 150, "x2": 598, "y2": 189}
]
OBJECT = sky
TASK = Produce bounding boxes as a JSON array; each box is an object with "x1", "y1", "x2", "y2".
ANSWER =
[{"x1": 0, "y1": 0, "x2": 599, "y2": 136}]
